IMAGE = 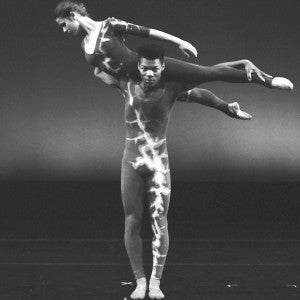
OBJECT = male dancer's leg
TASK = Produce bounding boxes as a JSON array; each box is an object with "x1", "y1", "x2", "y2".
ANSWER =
[
  {"x1": 121, "y1": 158, "x2": 146, "y2": 280},
  {"x1": 146, "y1": 169, "x2": 171, "y2": 299},
  {"x1": 121, "y1": 157, "x2": 148, "y2": 299}
]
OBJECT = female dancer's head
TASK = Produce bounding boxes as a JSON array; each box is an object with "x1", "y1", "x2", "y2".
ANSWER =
[{"x1": 54, "y1": 1, "x2": 89, "y2": 35}]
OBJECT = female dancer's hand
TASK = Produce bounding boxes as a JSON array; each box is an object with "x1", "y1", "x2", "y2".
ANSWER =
[
  {"x1": 243, "y1": 60, "x2": 272, "y2": 82},
  {"x1": 179, "y1": 41, "x2": 198, "y2": 58}
]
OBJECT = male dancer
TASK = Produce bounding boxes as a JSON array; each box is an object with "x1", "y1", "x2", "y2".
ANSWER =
[{"x1": 106, "y1": 44, "x2": 251, "y2": 299}]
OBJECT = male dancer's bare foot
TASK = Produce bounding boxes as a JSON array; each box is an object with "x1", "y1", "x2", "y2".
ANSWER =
[
  {"x1": 148, "y1": 277, "x2": 164, "y2": 299},
  {"x1": 228, "y1": 102, "x2": 252, "y2": 120},
  {"x1": 271, "y1": 77, "x2": 293, "y2": 90},
  {"x1": 130, "y1": 277, "x2": 147, "y2": 299}
]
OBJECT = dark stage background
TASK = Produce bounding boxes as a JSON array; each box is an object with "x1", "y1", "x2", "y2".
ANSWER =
[
  {"x1": 1, "y1": 181, "x2": 299, "y2": 240},
  {"x1": 1, "y1": 0, "x2": 299, "y2": 181},
  {"x1": 1, "y1": 0, "x2": 299, "y2": 239}
]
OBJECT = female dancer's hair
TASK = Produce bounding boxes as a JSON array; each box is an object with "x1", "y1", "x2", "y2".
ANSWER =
[
  {"x1": 137, "y1": 44, "x2": 165, "y2": 62},
  {"x1": 54, "y1": 1, "x2": 89, "y2": 18}
]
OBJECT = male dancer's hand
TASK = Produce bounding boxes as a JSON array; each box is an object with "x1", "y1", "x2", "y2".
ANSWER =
[
  {"x1": 243, "y1": 60, "x2": 272, "y2": 82},
  {"x1": 179, "y1": 41, "x2": 198, "y2": 58}
]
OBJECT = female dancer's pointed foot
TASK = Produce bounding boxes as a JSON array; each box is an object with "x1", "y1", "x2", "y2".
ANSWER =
[
  {"x1": 228, "y1": 102, "x2": 252, "y2": 120},
  {"x1": 271, "y1": 77, "x2": 294, "y2": 90},
  {"x1": 130, "y1": 277, "x2": 147, "y2": 299},
  {"x1": 251, "y1": 73, "x2": 293, "y2": 90}
]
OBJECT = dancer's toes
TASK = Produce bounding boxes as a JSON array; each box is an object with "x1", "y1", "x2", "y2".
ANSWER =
[
  {"x1": 130, "y1": 286, "x2": 146, "y2": 299},
  {"x1": 148, "y1": 287, "x2": 165, "y2": 299},
  {"x1": 271, "y1": 77, "x2": 294, "y2": 90},
  {"x1": 148, "y1": 277, "x2": 164, "y2": 299},
  {"x1": 130, "y1": 278, "x2": 147, "y2": 299},
  {"x1": 228, "y1": 102, "x2": 252, "y2": 120}
]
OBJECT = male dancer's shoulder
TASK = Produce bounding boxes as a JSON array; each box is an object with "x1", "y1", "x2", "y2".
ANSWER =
[
  {"x1": 163, "y1": 81, "x2": 190, "y2": 95},
  {"x1": 118, "y1": 75, "x2": 137, "y2": 89}
]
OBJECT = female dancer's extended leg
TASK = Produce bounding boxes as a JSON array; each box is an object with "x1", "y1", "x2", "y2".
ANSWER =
[
  {"x1": 123, "y1": 53, "x2": 291, "y2": 89},
  {"x1": 163, "y1": 57, "x2": 270, "y2": 85},
  {"x1": 124, "y1": 53, "x2": 266, "y2": 85}
]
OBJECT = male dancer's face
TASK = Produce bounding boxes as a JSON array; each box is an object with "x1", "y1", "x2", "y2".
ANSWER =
[{"x1": 138, "y1": 58, "x2": 165, "y2": 88}]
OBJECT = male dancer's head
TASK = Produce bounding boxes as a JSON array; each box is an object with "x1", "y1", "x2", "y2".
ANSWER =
[{"x1": 137, "y1": 44, "x2": 166, "y2": 90}]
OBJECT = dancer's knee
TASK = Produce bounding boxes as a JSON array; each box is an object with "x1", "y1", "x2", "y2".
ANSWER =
[
  {"x1": 125, "y1": 214, "x2": 143, "y2": 234},
  {"x1": 151, "y1": 214, "x2": 169, "y2": 233}
]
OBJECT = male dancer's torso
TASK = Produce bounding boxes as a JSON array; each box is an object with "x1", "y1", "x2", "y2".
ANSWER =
[
  {"x1": 117, "y1": 77, "x2": 190, "y2": 285},
  {"x1": 118, "y1": 78, "x2": 188, "y2": 176}
]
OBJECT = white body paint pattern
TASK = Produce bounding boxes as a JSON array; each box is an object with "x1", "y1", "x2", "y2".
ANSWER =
[
  {"x1": 96, "y1": 19, "x2": 122, "y2": 73},
  {"x1": 91, "y1": 18, "x2": 147, "y2": 75},
  {"x1": 124, "y1": 82, "x2": 170, "y2": 278}
]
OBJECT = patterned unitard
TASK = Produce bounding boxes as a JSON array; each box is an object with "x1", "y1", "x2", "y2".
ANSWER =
[
  {"x1": 83, "y1": 18, "x2": 271, "y2": 86},
  {"x1": 116, "y1": 76, "x2": 192, "y2": 280}
]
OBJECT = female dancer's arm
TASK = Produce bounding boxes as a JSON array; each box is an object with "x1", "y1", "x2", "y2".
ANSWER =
[
  {"x1": 111, "y1": 18, "x2": 197, "y2": 57},
  {"x1": 148, "y1": 29, "x2": 197, "y2": 58}
]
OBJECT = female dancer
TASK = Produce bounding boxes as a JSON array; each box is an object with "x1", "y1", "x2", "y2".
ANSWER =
[{"x1": 54, "y1": 1, "x2": 293, "y2": 90}]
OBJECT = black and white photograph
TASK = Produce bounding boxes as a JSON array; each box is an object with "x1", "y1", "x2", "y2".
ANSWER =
[{"x1": 1, "y1": 0, "x2": 299, "y2": 299}]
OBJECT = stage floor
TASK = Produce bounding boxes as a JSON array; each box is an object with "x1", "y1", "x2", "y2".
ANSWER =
[{"x1": 1, "y1": 239, "x2": 299, "y2": 299}]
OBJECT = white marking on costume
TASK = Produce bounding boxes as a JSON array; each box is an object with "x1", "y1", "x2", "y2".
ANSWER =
[
  {"x1": 124, "y1": 85, "x2": 169, "y2": 276},
  {"x1": 186, "y1": 89, "x2": 192, "y2": 102},
  {"x1": 127, "y1": 82, "x2": 134, "y2": 106},
  {"x1": 84, "y1": 22, "x2": 103, "y2": 54},
  {"x1": 97, "y1": 19, "x2": 122, "y2": 73},
  {"x1": 98, "y1": 21, "x2": 110, "y2": 53}
]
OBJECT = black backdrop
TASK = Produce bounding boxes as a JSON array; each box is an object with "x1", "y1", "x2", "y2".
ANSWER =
[{"x1": 1, "y1": 0, "x2": 299, "y2": 239}]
